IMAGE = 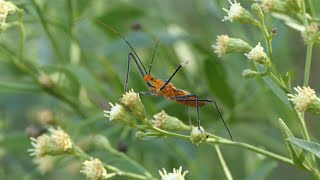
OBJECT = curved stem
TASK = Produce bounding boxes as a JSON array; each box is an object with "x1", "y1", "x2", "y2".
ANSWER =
[
  {"x1": 206, "y1": 138, "x2": 294, "y2": 165},
  {"x1": 18, "y1": 11, "x2": 25, "y2": 61},
  {"x1": 215, "y1": 145, "x2": 233, "y2": 180}
]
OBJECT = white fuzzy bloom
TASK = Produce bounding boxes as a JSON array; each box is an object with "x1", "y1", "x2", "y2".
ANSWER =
[
  {"x1": 288, "y1": 86, "x2": 317, "y2": 112},
  {"x1": 104, "y1": 103, "x2": 125, "y2": 121},
  {"x1": 159, "y1": 166, "x2": 188, "y2": 180},
  {"x1": 0, "y1": 0, "x2": 17, "y2": 23},
  {"x1": 28, "y1": 135, "x2": 50, "y2": 157},
  {"x1": 222, "y1": 0, "x2": 245, "y2": 22},
  {"x1": 244, "y1": 42, "x2": 269, "y2": 65},
  {"x1": 80, "y1": 158, "x2": 109, "y2": 180},
  {"x1": 213, "y1": 35, "x2": 230, "y2": 57}
]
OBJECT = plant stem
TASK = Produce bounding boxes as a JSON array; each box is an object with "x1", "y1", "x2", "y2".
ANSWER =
[
  {"x1": 207, "y1": 138, "x2": 294, "y2": 165},
  {"x1": 303, "y1": 42, "x2": 313, "y2": 86},
  {"x1": 215, "y1": 145, "x2": 233, "y2": 180},
  {"x1": 18, "y1": 11, "x2": 25, "y2": 61}
]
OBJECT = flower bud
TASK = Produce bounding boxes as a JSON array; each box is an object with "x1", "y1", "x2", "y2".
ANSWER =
[
  {"x1": 242, "y1": 69, "x2": 262, "y2": 79},
  {"x1": 213, "y1": 35, "x2": 252, "y2": 57},
  {"x1": 135, "y1": 131, "x2": 146, "y2": 141},
  {"x1": 190, "y1": 126, "x2": 207, "y2": 146},
  {"x1": 120, "y1": 89, "x2": 146, "y2": 120},
  {"x1": 244, "y1": 42, "x2": 270, "y2": 65},
  {"x1": 260, "y1": 0, "x2": 290, "y2": 13},
  {"x1": 222, "y1": 0, "x2": 259, "y2": 26},
  {"x1": 104, "y1": 103, "x2": 135, "y2": 127},
  {"x1": 152, "y1": 110, "x2": 190, "y2": 131},
  {"x1": 252, "y1": 3, "x2": 264, "y2": 18}
]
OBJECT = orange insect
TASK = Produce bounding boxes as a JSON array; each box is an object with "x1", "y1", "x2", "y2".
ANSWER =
[{"x1": 96, "y1": 20, "x2": 234, "y2": 141}]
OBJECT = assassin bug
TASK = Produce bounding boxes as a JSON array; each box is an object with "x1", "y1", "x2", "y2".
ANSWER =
[{"x1": 95, "y1": 20, "x2": 234, "y2": 141}]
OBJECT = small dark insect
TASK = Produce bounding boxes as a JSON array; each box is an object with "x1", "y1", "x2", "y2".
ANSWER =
[{"x1": 95, "y1": 19, "x2": 234, "y2": 141}]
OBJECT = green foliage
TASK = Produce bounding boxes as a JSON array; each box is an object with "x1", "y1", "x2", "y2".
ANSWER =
[{"x1": 0, "y1": 0, "x2": 320, "y2": 179}]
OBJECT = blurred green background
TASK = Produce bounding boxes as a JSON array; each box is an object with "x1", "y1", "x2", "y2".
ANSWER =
[{"x1": 0, "y1": 0, "x2": 319, "y2": 179}]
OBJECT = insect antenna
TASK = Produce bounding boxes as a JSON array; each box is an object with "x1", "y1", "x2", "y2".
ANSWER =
[
  {"x1": 148, "y1": 39, "x2": 160, "y2": 75},
  {"x1": 93, "y1": 19, "x2": 148, "y2": 75}
]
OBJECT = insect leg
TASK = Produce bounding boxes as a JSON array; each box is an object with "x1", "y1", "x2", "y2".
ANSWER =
[
  {"x1": 186, "y1": 106, "x2": 192, "y2": 128},
  {"x1": 171, "y1": 94, "x2": 202, "y2": 131},
  {"x1": 138, "y1": 92, "x2": 157, "y2": 96},
  {"x1": 124, "y1": 52, "x2": 147, "y2": 93},
  {"x1": 174, "y1": 98, "x2": 234, "y2": 141},
  {"x1": 159, "y1": 61, "x2": 189, "y2": 91}
]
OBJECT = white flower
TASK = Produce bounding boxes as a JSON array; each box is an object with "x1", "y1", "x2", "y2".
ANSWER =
[
  {"x1": 213, "y1": 35, "x2": 230, "y2": 57},
  {"x1": 28, "y1": 134, "x2": 50, "y2": 157},
  {"x1": 48, "y1": 127, "x2": 73, "y2": 152},
  {"x1": 104, "y1": 103, "x2": 134, "y2": 126},
  {"x1": 288, "y1": 86, "x2": 317, "y2": 112},
  {"x1": 28, "y1": 127, "x2": 73, "y2": 157},
  {"x1": 212, "y1": 35, "x2": 252, "y2": 57},
  {"x1": 0, "y1": 0, "x2": 17, "y2": 23},
  {"x1": 223, "y1": 0, "x2": 246, "y2": 22},
  {"x1": 244, "y1": 42, "x2": 269, "y2": 65},
  {"x1": 33, "y1": 156, "x2": 55, "y2": 174},
  {"x1": 159, "y1": 166, "x2": 188, "y2": 180},
  {"x1": 80, "y1": 158, "x2": 111, "y2": 180}
]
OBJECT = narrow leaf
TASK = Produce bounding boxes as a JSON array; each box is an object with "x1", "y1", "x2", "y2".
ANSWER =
[
  {"x1": 287, "y1": 138, "x2": 320, "y2": 159},
  {"x1": 278, "y1": 118, "x2": 305, "y2": 168}
]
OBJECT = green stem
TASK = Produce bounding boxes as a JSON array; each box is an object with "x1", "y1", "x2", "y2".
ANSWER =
[
  {"x1": 207, "y1": 138, "x2": 294, "y2": 165},
  {"x1": 215, "y1": 145, "x2": 233, "y2": 180},
  {"x1": 303, "y1": 42, "x2": 313, "y2": 86},
  {"x1": 18, "y1": 11, "x2": 25, "y2": 61}
]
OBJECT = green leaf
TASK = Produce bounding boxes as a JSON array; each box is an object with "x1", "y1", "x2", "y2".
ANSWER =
[
  {"x1": 204, "y1": 57, "x2": 235, "y2": 109},
  {"x1": 287, "y1": 137, "x2": 320, "y2": 159},
  {"x1": 278, "y1": 118, "x2": 305, "y2": 168}
]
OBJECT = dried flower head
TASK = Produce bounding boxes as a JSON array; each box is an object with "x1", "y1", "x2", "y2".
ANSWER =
[
  {"x1": 244, "y1": 42, "x2": 270, "y2": 65},
  {"x1": 104, "y1": 103, "x2": 135, "y2": 126},
  {"x1": 288, "y1": 86, "x2": 317, "y2": 112},
  {"x1": 223, "y1": 0, "x2": 258, "y2": 25},
  {"x1": 213, "y1": 35, "x2": 252, "y2": 57},
  {"x1": 159, "y1": 166, "x2": 188, "y2": 180},
  {"x1": 28, "y1": 127, "x2": 73, "y2": 157},
  {"x1": 120, "y1": 89, "x2": 146, "y2": 119},
  {"x1": 80, "y1": 158, "x2": 111, "y2": 180}
]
